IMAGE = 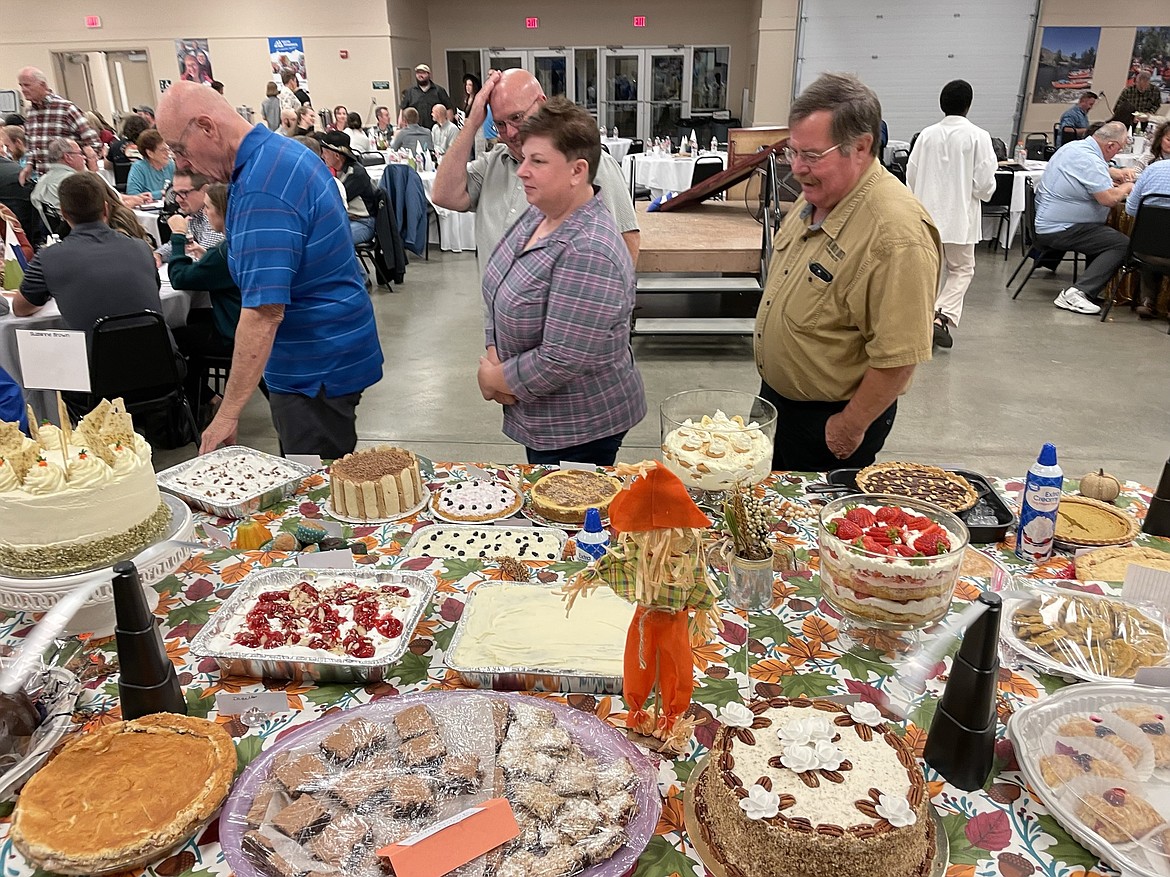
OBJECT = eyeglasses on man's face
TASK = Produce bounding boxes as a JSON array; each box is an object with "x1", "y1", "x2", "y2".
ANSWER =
[
  {"x1": 498, "y1": 98, "x2": 541, "y2": 132},
  {"x1": 782, "y1": 143, "x2": 845, "y2": 166}
]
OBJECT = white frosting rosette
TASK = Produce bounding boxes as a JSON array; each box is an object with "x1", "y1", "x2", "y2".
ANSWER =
[
  {"x1": 0, "y1": 459, "x2": 20, "y2": 492},
  {"x1": 738, "y1": 783, "x2": 781, "y2": 820},
  {"x1": 875, "y1": 792, "x2": 917, "y2": 827},
  {"x1": 847, "y1": 702, "x2": 885, "y2": 727},
  {"x1": 778, "y1": 714, "x2": 835, "y2": 747},
  {"x1": 68, "y1": 453, "x2": 113, "y2": 488},
  {"x1": 22, "y1": 461, "x2": 67, "y2": 494},
  {"x1": 110, "y1": 443, "x2": 139, "y2": 475},
  {"x1": 718, "y1": 702, "x2": 755, "y2": 729}
]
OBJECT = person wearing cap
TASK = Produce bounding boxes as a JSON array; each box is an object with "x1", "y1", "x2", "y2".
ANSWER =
[
  {"x1": 319, "y1": 131, "x2": 378, "y2": 244},
  {"x1": 564, "y1": 460, "x2": 719, "y2": 752},
  {"x1": 400, "y1": 64, "x2": 452, "y2": 124},
  {"x1": 134, "y1": 106, "x2": 156, "y2": 126}
]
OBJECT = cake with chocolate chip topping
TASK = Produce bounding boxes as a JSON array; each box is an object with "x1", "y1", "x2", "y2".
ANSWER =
[
  {"x1": 692, "y1": 696, "x2": 934, "y2": 877},
  {"x1": 432, "y1": 480, "x2": 522, "y2": 522},
  {"x1": 329, "y1": 446, "x2": 424, "y2": 520}
]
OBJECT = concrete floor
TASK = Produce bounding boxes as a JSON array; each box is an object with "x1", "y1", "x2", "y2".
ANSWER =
[{"x1": 162, "y1": 244, "x2": 1170, "y2": 485}]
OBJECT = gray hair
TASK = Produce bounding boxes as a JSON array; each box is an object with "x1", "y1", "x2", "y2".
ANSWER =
[
  {"x1": 790, "y1": 72, "x2": 882, "y2": 158},
  {"x1": 1094, "y1": 121, "x2": 1129, "y2": 145},
  {"x1": 46, "y1": 137, "x2": 77, "y2": 163},
  {"x1": 19, "y1": 67, "x2": 48, "y2": 85}
]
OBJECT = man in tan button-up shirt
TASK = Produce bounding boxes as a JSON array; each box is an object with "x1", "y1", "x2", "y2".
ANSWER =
[{"x1": 755, "y1": 72, "x2": 941, "y2": 472}]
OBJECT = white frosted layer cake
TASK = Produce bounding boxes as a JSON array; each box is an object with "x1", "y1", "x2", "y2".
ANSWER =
[
  {"x1": 0, "y1": 401, "x2": 168, "y2": 576},
  {"x1": 207, "y1": 578, "x2": 424, "y2": 660},
  {"x1": 406, "y1": 526, "x2": 563, "y2": 561},
  {"x1": 692, "y1": 697, "x2": 934, "y2": 877},
  {"x1": 661, "y1": 410, "x2": 771, "y2": 491},
  {"x1": 449, "y1": 583, "x2": 634, "y2": 676},
  {"x1": 818, "y1": 503, "x2": 964, "y2": 627}
]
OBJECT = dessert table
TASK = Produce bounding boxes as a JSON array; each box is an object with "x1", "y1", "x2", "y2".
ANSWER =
[
  {"x1": 623, "y1": 151, "x2": 728, "y2": 199},
  {"x1": 0, "y1": 464, "x2": 1163, "y2": 877}
]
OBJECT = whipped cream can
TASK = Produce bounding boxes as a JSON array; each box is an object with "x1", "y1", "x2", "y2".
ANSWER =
[{"x1": 1015, "y1": 443, "x2": 1063, "y2": 563}]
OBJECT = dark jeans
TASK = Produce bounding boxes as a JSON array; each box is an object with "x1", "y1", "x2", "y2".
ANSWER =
[
  {"x1": 269, "y1": 386, "x2": 362, "y2": 459},
  {"x1": 1034, "y1": 222, "x2": 1129, "y2": 299},
  {"x1": 1137, "y1": 252, "x2": 1170, "y2": 306},
  {"x1": 526, "y1": 431, "x2": 628, "y2": 467},
  {"x1": 759, "y1": 381, "x2": 897, "y2": 473}
]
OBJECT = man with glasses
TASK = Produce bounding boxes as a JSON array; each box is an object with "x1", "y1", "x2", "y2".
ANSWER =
[
  {"x1": 432, "y1": 68, "x2": 639, "y2": 269},
  {"x1": 755, "y1": 72, "x2": 941, "y2": 471},
  {"x1": 153, "y1": 171, "x2": 225, "y2": 267},
  {"x1": 31, "y1": 138, "x2": 150, "y2": 229}
]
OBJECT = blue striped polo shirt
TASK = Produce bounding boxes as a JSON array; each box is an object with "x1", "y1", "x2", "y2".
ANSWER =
[{"x1": 227, "y1": 126, "x2": 383, "y2": 396}]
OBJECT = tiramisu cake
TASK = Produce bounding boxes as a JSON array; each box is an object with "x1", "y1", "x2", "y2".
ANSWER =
[
  {"x1": 329, "y1": 446, "x2": 424, "y2": 520},
  {"x1": 692, "y1": 697, "x2": 934, "y2": 877},
  {"x1": 529, "y1": 470, "x2": 622, "y2": 525}
]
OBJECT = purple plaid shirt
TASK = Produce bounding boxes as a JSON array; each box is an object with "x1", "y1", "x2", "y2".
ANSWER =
[
  {"x1": 25, "y1": 93, "x2": 101, "y2": 176},
  {"x1": 483, "y1": 190, "x2": 647, "y2": 450}
]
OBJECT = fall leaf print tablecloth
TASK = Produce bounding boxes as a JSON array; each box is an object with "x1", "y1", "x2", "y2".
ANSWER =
[{"x1": 0, "y1": 465, "x2": 1166, "y2": 877}]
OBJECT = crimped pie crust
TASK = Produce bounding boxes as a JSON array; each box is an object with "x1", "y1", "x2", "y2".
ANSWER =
[
  {"x1": 1075, "y1": 545, "x2": 1170, "y2": 581},
  {"x1": 855, "y1": 463, "x2": 978, "y2": 513},
  {"x1": 12, "y1": 714, "x2": 236, "y2": 874},
  {"x1": 1054, "y1": 496, "x2": 1140, "y2": 547}
]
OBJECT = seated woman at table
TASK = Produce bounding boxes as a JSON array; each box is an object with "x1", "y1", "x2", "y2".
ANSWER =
[
  {"x1": 125, "y1": 130, "x2": 175, "y2": 199},
  {"x1": 294, "y1": 106, "x2": 316, "y2": 137},
  {"x1": 166, "y1": 183, "x2": 242, "y2": 421},
  {"x1": 345, "y1": 112, "x2": 372, "y2": 153},
  {"x1": 476, "y1": 98, "x2": 646, "y2": 466},
  {"x1": 319, "y1": 132, "x2": 378, "y2": 245},
  {"x1": 102, "y1": 187, "x2": 153, "y2": 245},
  {"x1": 1135, "y1": 120, "x2": 1170, "y2": 170}
]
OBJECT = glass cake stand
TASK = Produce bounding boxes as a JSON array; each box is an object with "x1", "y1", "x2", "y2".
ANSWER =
[{"x1": 659, "y1": 389, "x2": 777, "y2": 510}]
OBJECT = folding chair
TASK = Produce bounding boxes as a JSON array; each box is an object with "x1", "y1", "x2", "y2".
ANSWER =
[
  {"x1": 1100, "y1": 195, "x2": 1170, "y2": 326},
  {"x1": 1008, "y1": 179, "x2": 1081, "y2": 298}
]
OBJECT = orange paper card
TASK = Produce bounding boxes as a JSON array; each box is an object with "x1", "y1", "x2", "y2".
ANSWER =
[{"x1": 377, "y1": 797, "x2": 519, "y2": 877}]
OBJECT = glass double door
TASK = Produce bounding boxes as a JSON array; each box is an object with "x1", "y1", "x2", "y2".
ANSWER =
[
  {"x1": 602, "y1": 48, "x2": 687, "y2": 141},
  {"x1": 485, "y1": 49, "x2": 572, "y2": 100}
]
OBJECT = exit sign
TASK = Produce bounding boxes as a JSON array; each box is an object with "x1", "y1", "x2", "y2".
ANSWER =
[
  {"x1": 526, "y1": 17, "x2": 539, "y2": 28},
  {"x1": 633, "y1": 15, "x2": 647, "y2": 27},
  {"x1": 84, "y1": 14, "x2": 102, "y2": 27}
]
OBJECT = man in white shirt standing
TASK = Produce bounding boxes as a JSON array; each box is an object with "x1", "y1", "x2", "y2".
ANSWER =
[
  {"x1": 907, "y1": 80, "x2": 996, "y2": 349},
  {"x1": 431, "y1": 105, "x2": 459, "y2": 157}
]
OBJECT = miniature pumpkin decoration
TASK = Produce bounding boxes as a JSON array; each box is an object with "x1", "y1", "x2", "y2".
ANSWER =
[
  {"x1": 1080, "y1": 469, "x2": 1121, "y2": 503},
  {"x1": 233, "y1": 519, "x2": 271, "y2": 550}
]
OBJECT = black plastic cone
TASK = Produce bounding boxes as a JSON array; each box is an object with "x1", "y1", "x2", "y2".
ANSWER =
[{"x1": 114, "y1": 562, "x2": 187, "y2": 719}]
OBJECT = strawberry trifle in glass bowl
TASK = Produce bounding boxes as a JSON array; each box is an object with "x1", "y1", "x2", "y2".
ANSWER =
[{"x1": 817, "y1": 494, "x2": 970, "y2": 652}]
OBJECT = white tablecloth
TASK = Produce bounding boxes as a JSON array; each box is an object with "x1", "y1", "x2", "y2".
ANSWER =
[
  {"x1": 602, "y1": 137, "x2": 633, "y2": 163},
  {"x1": 0, "y1": 269, "x2": 201, "y2": 422},
  {"x1": 980, "y1": 165, "x2": 1047, "y2": 249},
  {"x1": 132, "y1": 207, "x2": 164, "y2": 246},
  {"x1": 1113, "y1": 152, "x2": 1145, "y2": 169},
  {"x1": 622, "y1": 151, "x2": 728, "y2": 199},
  {"x1": 418, "y1": 169, "x2": 476, "y2": 253}
]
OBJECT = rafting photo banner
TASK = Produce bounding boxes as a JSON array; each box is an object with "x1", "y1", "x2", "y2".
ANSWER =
[
  {"x1": 269, "y1": 37, "x2": 308, "y2": 92},
  {"x1": 1128, "y1": 27, "x2": 1170, "y2": 102},
  {"x1": 1032, "y1": 27, "x2": 1100, "y2": 104}
]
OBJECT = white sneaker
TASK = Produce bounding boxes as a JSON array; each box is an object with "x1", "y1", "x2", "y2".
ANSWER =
[{"x1": 1053, "y1": 287, "x2": 1101, "y2": 315}]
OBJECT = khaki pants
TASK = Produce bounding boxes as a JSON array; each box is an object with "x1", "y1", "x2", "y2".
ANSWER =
[{"x1": 935, "y1": 242, "x2": 977, "y2": 326}]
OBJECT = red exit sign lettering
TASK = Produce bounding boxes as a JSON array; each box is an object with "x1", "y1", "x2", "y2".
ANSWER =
[
  {"x1": 633, "y1": 15, "x2": 647, "y2": 27},
  {"x1": 526, "y1": 17, "x2": 539, "y2": 28},
  {"x1": 84, "y1": 14, "x2": 102, "y2": 27}
]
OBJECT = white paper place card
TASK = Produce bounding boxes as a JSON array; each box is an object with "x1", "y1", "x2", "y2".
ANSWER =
[
  {"x1": 214, "y1": 690, "x2": 290, "y2": 716},
  {"x1": 15, "y1": 329, "x2": 90, "y2": 392},
  {"x1": 201, "y1": 523, "x2": 232, "y2": 548},
  {"x1": 1134, "y1": 667, "x2": 1170, "y2": 688},
  {"x1": 297, "y1": 548, "x2": 355, "y2": 569},
  {"x1": 1122, "y1": 563, "x2": 1170, "y2": 613},
  {"x1": 285, "y1": 454, "x2": 322, "y2": 469},
  {"x1": 492, "y1": 517, "x2": 536, "y2": 527},
  {"x1": 464, "y1": 464, "x2": 493, "y2": 481},
  {"x1": 559, "y1": 460, "x2": 596, "y2": 472},
  {"x1": 316, "y1": 519, "x2": 344, "y2": 538}
]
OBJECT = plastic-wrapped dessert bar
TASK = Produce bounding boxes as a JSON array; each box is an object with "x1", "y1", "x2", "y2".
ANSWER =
[
  {"x1": 156, "y1": 446, "x2": 315, "y2": 518},
  {"x1": 189, "y1": 569, "x2": 436, "y2": 683}
]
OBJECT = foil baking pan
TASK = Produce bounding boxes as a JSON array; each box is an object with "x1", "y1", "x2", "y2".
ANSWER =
[
  {"x1": 445, "y1": 582, "x2": 625, "y2": 694},
  {"x1": 402, "y1": 523, "x2": 569, "y2": 561},
  {"x1": 189, "y1": 567, "x2": 436, "y2": 683},
  {"x1": 156, "y1": 446, "x2": 316, "y2": 519}
]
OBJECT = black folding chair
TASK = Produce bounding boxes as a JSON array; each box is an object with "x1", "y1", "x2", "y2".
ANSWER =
[
  {"x1": 982, "y1": 172, "x2": 1014, "y2": 259},
  {"x1": 991, "y1": 137, "x2": 1008, "y2": 161},
  {"x1": 1008, "y1": 179, "x2": 1081, "y2": 298},
  {"x1": 87, "y1": 310, "x2": 198, "y2": 449},
  {"x1": 627, "y1": 155, "x2": 651, "y2": 202},
  {"x1": 39, "y1": 204, "x2": 70, "y2": 239},
  {"x1": 360, "y1": 151, "x2": 387, "y2": 168},
  {"x1": 887, "y1": 148, "x2": 910, "y2": 184},
  {"x1": 1100, "y1": 194, "x2": 1170, "y2": 326},
  {"x1": 1024, "y1": 133, "x2": 1049, "y2": 162},
  {"x1": 690, "y1": 155, "x2": 725, "y2": 199}
]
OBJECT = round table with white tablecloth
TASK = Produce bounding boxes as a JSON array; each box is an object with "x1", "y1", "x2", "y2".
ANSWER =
[
  {"x1": 980, "y1": 163, "x2": 1047, "y2": 250},
  {"x1": 418, "y1": 169, "x2": 476, "y2": 253},
  {"x1": 601, "y1": 137, "x2": 633, "y2": 163},
  {"x1": 132, "y1": 204, "x2": 165, "y2": 247},
  {"x1": 621, "y1": 151, "x2": 727, "y2": 199}
]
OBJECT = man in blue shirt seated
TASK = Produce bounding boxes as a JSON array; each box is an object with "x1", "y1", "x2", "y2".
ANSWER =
[
  {"x1": 1124, "y1": 158, "x2": 1170, "y2": 318},
  {"x1": 1057, "y1": 92, "x2": 1097, "y2": 146},
  {"x1": 1034, "y1": 122, "x2": 1134, "y2": 315},
  {"x1": 156, "y1": 82, "x2": 384, "y2": 459}
]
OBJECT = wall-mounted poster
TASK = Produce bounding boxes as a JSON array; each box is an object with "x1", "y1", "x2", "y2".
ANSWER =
[
  {"x1": 1032, "y1": 27, "x2": 1100, "y2": 104},
  {"x1": 1127, "y1": 27, "x2": 1170, "y2": 102},
  {"x1": 175, "y1": 39, "x2": 214, "y2": 86},
  {"x1": 269, "y1": 37, "x2": 309, "y2": 92}
]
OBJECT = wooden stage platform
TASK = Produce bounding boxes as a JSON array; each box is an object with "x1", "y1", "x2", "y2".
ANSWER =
[{"x1": 634, "y1": 200, "x2": 763, "y2": 275}]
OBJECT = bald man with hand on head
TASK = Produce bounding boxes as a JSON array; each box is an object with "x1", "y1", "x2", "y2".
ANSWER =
[
  {"x1": 155, "y1": 81, "x2": 383, "y2": 459},
  {"x1": 432, "y1": 68, "x2": 640, "y2": 270}
]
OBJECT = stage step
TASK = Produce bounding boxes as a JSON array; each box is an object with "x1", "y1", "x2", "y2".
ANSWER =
[
  {"x1": 634, "y1": 317, "x2": 755, "y2": 335},
  {"x1": 636, "y1": 275, "x2": 762, "y2": 294}
]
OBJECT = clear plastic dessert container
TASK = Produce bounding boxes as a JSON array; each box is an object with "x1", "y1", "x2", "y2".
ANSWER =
[{"x1": 817, "y1": 493, "x2": 969, "y2": 632}]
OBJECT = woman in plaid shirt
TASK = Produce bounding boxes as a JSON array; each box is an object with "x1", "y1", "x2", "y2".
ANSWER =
[{"x1": 477, "y1": 99, "x2": 646, "y2": 465}]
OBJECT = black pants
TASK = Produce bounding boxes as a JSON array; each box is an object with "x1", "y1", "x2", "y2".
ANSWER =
[
  {"x1": 759, "y1": 381, "x2": 897, "y2": 473},
  {"x1": 172, "y1": 310, "x2": 233, "y2": 409},
  {"x1": 525, "y1": 431, "x2": 628, "y2": 467},
  {"x1": 269, "y1": 386, "x2": 362, "y2": 459},
  {"x1": 1033, "y1": 222, "x2": 1129, "y2": 299}
]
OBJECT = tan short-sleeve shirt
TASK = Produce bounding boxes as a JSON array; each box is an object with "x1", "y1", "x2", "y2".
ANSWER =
[{"x1": 754, "y1": 160, "x2": 941, "y2": 402}]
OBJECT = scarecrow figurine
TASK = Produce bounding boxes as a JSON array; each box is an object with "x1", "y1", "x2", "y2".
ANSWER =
[{"x1": 564, "y1": 461, "x2": 719, "y2": 754}]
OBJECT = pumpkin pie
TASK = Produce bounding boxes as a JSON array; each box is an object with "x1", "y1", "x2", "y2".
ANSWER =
[
  {"x1": 529, "y1": 470, "x2": 622, "y2": 524},
  {"x1": 1075, "y1": 545, "x2": 1170, "y2": 581},
  {"x1": 1055, "y1": 496, "x2": 1139, "y2": 547},
  {"x1": 855, "y1": 462, "x2": 978, "y2": 512},
  {"x1": 11, "y1": 714, "x2": 235, "y2": 875}
]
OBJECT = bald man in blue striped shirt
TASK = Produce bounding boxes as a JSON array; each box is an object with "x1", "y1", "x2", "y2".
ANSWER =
[{"x1": 158, "y1": 83, "x2": 383, "y2": 457}]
